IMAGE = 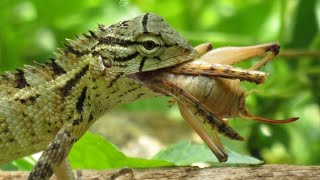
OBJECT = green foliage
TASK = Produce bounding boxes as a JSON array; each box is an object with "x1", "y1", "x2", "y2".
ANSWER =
[
  {"x1": 70, "y1": 133, "x2": 263, "y2": 168},
  {"x1": 0, "y1": 0, "x2": 319, "y2": 171},
  {"x1": 69, "y1": 132, "x2": 172, "y2": 169},
  {"x1": 69, "y1": 133, "x2": 263, "y2": 168},
  {"x1": 0, "y1": 157, "x2": 35, "y2": 171},
  {"x1": 154, "y1": 141, "x2": 263, "y2": 166}
]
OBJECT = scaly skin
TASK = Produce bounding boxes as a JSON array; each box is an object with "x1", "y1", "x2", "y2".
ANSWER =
[{"x1": 0, "y1": 13, "x2": 197, "y2": 179}]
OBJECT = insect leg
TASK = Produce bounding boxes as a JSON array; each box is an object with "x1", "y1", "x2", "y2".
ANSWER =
[
  {"x1": 170, "y1": 43, "x2": 281, "y2": 84},
  {"x1": 249, "y1": 51, "x2": 276, "y2": 70},
  {"x1": 248, "y1": 42, "x2": 281, "y2": 70},
  {"x1": 178, "y1": 102, "x2": 228, "y2": 162},
  {"x1": 146, "y1": 77, "x2": 244, "y2": 141},
  {"x1": 238, "y1": 90, "x2": 299, "y2": 123},
  {"x1": 171, "y1": 61, "x2": 267, "y2": 84},
  {"x1": 194, "y1": 43, "x2": 214, "y2": 57},
  {"x1": 200, "y1": 42, "x2": 280, "y2": 65}
]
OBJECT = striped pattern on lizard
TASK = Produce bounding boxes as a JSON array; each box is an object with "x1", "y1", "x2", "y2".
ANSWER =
[{"x1": 0, "y1": 13, "x2": 197, "y2": 179}]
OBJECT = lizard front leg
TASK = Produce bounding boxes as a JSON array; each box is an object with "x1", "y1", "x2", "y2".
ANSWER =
[{"x1": 28, "y1": 128, "x2": 76, "y2": 180}]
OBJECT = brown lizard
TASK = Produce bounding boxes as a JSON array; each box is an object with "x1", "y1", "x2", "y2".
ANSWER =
[{"x1": 0, "y1": 13, "x2": 197, "y2": 179}]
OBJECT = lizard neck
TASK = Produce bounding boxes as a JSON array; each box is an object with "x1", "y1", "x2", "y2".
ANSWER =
[{"x1": 86, "y1": 70, "x2": 161, "y2": 122}]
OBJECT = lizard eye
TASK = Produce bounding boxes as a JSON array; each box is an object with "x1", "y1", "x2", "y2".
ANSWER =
[
  {"x1": 137, "y1": 35, "x2": 162, "y2": 56},
  {"x1": 143, "y1": 41, "x2": 156, "y2": 50}
]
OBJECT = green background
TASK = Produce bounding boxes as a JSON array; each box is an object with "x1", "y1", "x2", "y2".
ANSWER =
[{"x1": 0, "y1": 0, "x2": 319, "y2": 170}]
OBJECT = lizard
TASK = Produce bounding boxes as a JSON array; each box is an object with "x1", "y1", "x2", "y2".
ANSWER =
[{"x1": 0, "y1": 13, "x2": 198, "y2": 179}]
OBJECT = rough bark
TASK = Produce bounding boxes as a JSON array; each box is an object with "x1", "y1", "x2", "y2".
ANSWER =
[{"x1": 0, "y1": 165, "x2": 319, "y2": 180}]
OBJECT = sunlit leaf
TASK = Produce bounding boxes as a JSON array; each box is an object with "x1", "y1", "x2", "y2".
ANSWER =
[
  {"x1": 69, "y1": 132, "x2": 173, "y2": 169},
  {"x1": 153, "y1": 141, "x2": 263, "y2": 166}
]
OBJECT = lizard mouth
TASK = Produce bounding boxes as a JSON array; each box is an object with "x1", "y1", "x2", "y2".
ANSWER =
[
  {"x1": 128, "y1": 48, "x2": 198, "y2": 87},
  {"x1": 128, "y1": 65, "x2": 183, "y2": 92}
]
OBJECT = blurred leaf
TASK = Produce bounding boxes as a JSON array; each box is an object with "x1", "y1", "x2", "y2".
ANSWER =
[
  {"x1": 69, "y1": 132, "x2": 173, "y2": 169},
  {"x1": 287, "y1": 0, "x2": 318, "y2": 48},
  {"x1": 0, "y1": 157, "x2": 36, "y2": 171},
  {"x1": 153, "y1": 141, "x2": 263, "y2": 166}
]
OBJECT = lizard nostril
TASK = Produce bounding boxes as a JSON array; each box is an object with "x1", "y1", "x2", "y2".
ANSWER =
[{"x1": 183, "y1": 48, "x2": 191, "y2": 54}]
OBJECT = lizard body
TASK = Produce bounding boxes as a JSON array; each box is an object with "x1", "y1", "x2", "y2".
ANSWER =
[{"x1": 0, "y1": 13, "x2": 197, "y2": 179}]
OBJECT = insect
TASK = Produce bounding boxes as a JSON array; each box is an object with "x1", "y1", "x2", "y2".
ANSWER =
[{"x1": 137, "y1": 42, "x2": 298, "y2": 162}]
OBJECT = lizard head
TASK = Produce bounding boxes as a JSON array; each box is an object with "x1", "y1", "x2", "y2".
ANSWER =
[{"x1": 97, "y1": 13, "x2": 197, "y2": 74}]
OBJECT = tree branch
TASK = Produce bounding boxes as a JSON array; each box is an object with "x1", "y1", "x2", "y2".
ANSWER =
[
  {"x1": 0, "y1": 165, "x2": 319, "y2": 179},
  {"x1": 279, "y1": 50, "x2": 320, "y2": 59}
]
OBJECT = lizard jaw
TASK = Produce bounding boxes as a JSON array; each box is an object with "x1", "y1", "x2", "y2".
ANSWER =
[{"x1": 127, "y1": 49, "x2": 197, "y2": 88}]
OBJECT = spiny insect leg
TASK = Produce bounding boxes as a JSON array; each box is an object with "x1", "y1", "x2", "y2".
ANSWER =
[
  {"x1": 170, "y1": 43, "x2": 281, "y2": 84},
  {"x1": 178, "y1": 102, "x2": 228, "y2": 162},
  {"x1": 171, "y1": 61, "x2": 267, "y2": 84},
  {"x1": 200, "y1": 42, "x2": 280, "y2": 65}
]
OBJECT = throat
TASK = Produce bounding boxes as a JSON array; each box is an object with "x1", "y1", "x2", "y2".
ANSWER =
[{"x1": 89, "y1": 76, "x2": 160, "y2": 117}]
